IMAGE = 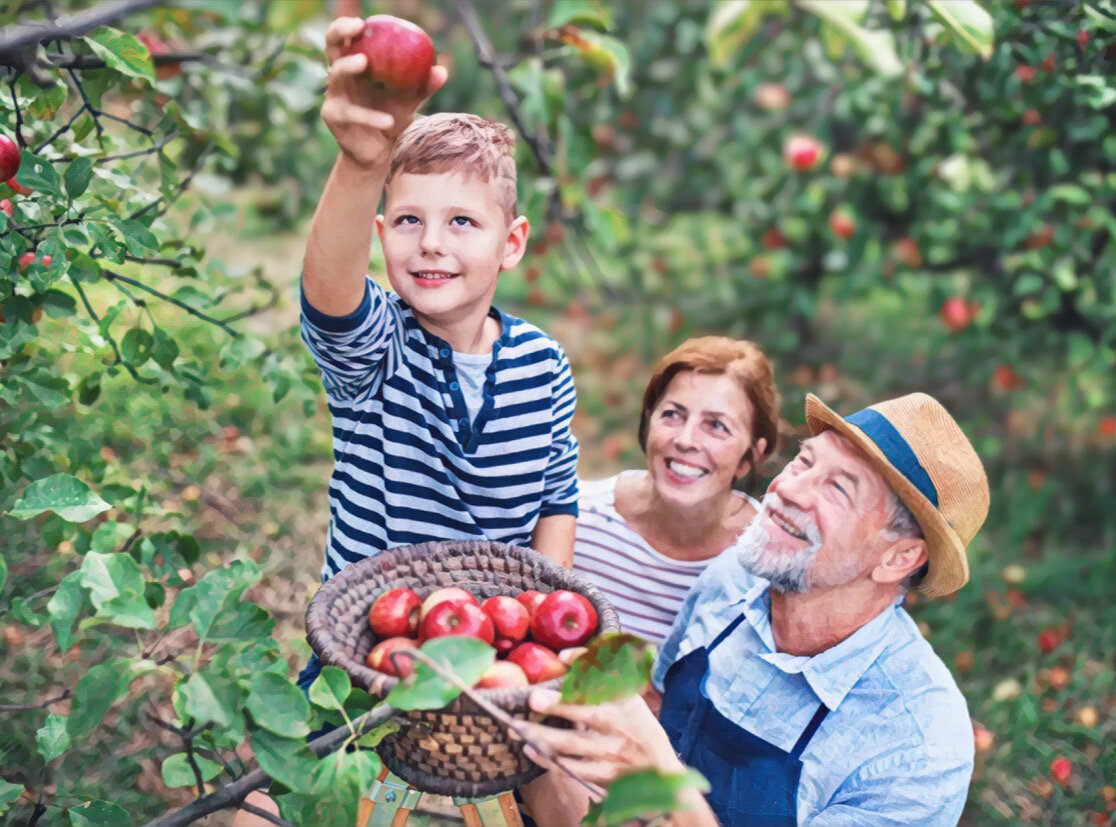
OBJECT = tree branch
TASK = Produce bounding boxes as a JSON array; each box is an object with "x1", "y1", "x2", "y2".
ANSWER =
[{"x1": 0, "y1": 691, "x2": 72, "y2": 714}]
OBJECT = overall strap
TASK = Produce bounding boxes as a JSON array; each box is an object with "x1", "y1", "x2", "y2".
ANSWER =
[
  {"x1": 790, "y1": 703, "x2": 830, "y2": 759},
  {"x1": 708, "y1": 611, "x2": 749, "y2": 652}
]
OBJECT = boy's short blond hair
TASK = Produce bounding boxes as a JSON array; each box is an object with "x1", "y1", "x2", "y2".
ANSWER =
[{"x1": 386, "y1": 112, "x2": 518, "y2": 221}]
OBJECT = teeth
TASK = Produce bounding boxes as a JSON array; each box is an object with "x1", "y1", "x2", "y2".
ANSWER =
[
  {"x1": 414, "y1": 272, "x2": 456, "y2": 279},
  {"x1": 667, "y1": 460, "x2": 706, "y2": 478},
  {"x1": 772, "y1": 512, "x2": 806, "y2": 539}
]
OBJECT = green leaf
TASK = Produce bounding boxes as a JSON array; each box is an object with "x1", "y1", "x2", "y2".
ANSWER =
[
  {"x1": 48, "y1": 571, "x2": 87, "y2": 652},
  {"x1": 161, "y1": 753, "x2": 224, "y2": 788},
  {"x1": 151, "y1": 325, "x2": 181, "y2": 367},
  {"x1": 564, "y1": 30, "x2": 632, "y2": 97},
  {"x1": 169, "y1": 560, "x2": 261, "y2": 641},
  {"x1": 36, "y1": 713, "x2": 71, "y2": 763},
  {"x1": 8, "y1": 474, "x2": 111, "y2": 522},
  {"x1": 798, "y1": 1, "x2": 902, "y2": 75},
  {"x1": 0, "y1": 556, "x2": 6, "y2": 595},
  {"x1": 385, "y1": 637, "x2": 495, "y2": 711},
  {"x1": 353, "y1": 719, "x2": 401, "y2": 749},
  {"x1": 68, "y1": 658, "x2": 132, "y2": 738},
  {"x1": 177, "y1": 671, "x2": 235, "y2": 728},
  {"x1": 84, "y1": 28, "x2": 155, "y2": 82},
  {"x1": 79, "y1": 551, "x2": 156, "y2": 629},
  {"x1": 547, "y1": 0, "x2": 612, "y2": 30},
  {"x1": 27, "y1": 78, "x2": 68, "y2": 120},
  {"x1": 0, "y1": 780, "x2": 22, "y2": 817},
  {"x1": 64, "y1": 158, "x2": 94, "y2": 200},
  {"x1": 309, "y1": 666, "x2": 352, "y2": 711},
  {"x1": 927, "y1": 0, "x2": 994, "y2": 59},
  {"x1": 41, "y1": 289, "x2": 78, "y2": 318},
  {"x1": 250, "y1": 730, "x2": 321, "y2": 794},
  {"x1": 583, "y1": 768, "x2": 711, "y2": 826},
  {"x1": 121, "y1": 327, "x2": 153, "y2": 365},
  {"x1": 16, "y1": 152, "x2": 63, "y2": 198},
  {"x1": 706, "y1": 1, "x2": 771, "y2": 66},
  {"x1": 68, "y1": 800, "x2": 131, "y2": 826},
  {"x1": 246, "y1": 672, "x2": 311, "y2": 737},
  {"x1": 885, "y1": 0, "x2": 907, "y2": 20},
  {"x1": 561, "y1": 633, "x2": 656, "y2": 705}
]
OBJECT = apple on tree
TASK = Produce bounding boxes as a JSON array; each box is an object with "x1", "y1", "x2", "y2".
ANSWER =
[
  {"x1": 530, "y1": 590, "x2": 598, "y2": 650},
  {"x1": 368, "y1": 587, "x2": 422, "y2": 638},
  {"x1": 345, "y1": 15, "x2": 435, "y2": 96},
  {"x1": 783, "y1": 134, "x2": 822, "y2": 171},
  {"x1": 0, "y1": 135, "x2": 19, "y2": 183}
]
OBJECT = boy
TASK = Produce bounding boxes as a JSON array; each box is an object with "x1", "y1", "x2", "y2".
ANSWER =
[{"x1": 303, "y1": 21, "x2": 579, "y2": 622}]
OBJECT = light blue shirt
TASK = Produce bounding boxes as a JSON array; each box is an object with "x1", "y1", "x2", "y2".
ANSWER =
[{"x1": 653, "y1": 550, "x2": 974, "y2": 825}]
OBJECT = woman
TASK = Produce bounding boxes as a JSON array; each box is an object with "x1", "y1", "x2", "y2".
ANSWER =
[{"x1": 573, "y1": 336, "x2": 781, "y2": 646}]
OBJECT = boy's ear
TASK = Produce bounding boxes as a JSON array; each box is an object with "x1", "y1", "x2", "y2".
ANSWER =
[
  {"x1": 375, "y1": 214, "x2": 385, "y2": 240},
  {"x1": 500, "y1": 216, "x2": 531, "y2": 271}
]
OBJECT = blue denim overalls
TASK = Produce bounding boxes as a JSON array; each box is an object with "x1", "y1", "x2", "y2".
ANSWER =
[{"x1": 660, "y1": 614, "x2": 829, "y2": 826}]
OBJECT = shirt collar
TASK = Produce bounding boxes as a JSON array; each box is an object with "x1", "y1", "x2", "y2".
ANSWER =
[{"x1": 744, "y1": 582, "x2": 900, "y2": 711}]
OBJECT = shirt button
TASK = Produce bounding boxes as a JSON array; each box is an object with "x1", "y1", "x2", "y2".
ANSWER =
[
  {"x1": 439, "y1": 348, "x2": 450, "y2": 358},
  {"x1": 459, "y1": 418, "x2": 468, "y2": 426},
  {"x1": 449, "y1": 381, "x2": 459, "y2": 391}
]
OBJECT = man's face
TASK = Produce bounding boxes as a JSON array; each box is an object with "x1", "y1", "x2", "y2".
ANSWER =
[
  {"x1": 737, "y1": 429, "x2": 895, "y2": 592},
  {"x1": 376, "y1": 171, "x2": 525, "y2": 331}
]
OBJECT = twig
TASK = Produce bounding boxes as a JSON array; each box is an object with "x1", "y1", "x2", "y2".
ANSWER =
[
  {"x1": 46, "y1": 52, "x2": 205, "y2": 72},
  {"x1": 144, "y1": 704, "x2": 399, "y2": 827},
  {"x1": 0, "y1": 691, "x2": 72, "y2": 713},
  {"x1": 100, "y1": 268, "x2": 241, "y2": 338},
  {"x1": 238, "y1": 801, "x2": 293, "y2": 827},
  {"x1": 402, "y1": 647, "x2": 606, "y2": 801}
]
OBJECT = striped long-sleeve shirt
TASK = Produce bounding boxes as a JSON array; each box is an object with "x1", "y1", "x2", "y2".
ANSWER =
[
  {"x1": 571, "y1": 473, "x2": 760, "y2": 646},
  {"x1": 301, "y1": 278, "x2": 579, "y2": 581}
]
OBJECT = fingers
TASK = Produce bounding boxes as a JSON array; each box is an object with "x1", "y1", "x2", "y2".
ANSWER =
[
  {"x1": 529, "y1": 689, "x2": 622, "y2": 730},
  {"x1": 325, "y1": 17, "x2": 366, "y2": 58},
  {"x1": 558, "y1": 646, "x2": 588, "y2": 665},
  {"x1": 423, "y1": 63, "x2": 449, "y2": 98},
  {"x1": 321, "y1": 98, "x2": 395, "y2": 132}
]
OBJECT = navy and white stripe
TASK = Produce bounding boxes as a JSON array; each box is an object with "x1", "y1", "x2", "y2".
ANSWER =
[
  {"x1": 301, "y1": 278, "x2": 579, "y2": 580},
  {"x1": 572, "y1": 474, "x2": 759, "y2": 646}
]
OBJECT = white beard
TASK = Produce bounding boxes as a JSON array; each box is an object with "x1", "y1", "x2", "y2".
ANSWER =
[{"x1": 733, "y1": 495, "x2": 823, "y2": 593}]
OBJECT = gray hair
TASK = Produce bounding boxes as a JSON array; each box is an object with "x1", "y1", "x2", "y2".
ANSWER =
[{"x1": 882, "y1": 492, "x2": 928, "y2": 589}]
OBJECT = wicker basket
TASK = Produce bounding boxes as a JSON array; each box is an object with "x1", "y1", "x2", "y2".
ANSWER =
[{"x1": 305, "y1": 540, "x2": 621, "y2": 798}]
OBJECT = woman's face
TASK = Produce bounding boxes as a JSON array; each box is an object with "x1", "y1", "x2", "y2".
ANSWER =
[{"x1": 644, "y1": 371, "x2": 760, "y2": 509}]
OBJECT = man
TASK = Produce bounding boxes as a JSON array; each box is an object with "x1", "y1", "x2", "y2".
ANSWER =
[{"x1": 521, "y1": 392, "x2": 989, "y2": 826}]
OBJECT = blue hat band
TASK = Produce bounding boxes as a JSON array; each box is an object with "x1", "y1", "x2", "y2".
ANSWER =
[{"x1": 846, "y1": 408, "x2": 939, "y2": 508}]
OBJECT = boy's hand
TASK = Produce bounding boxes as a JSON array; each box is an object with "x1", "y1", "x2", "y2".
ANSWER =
[{"x1": 322, "y1": 17, "x2": 449, "y2": 169}]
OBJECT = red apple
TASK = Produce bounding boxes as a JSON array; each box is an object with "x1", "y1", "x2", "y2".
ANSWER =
[
  {"x1": 939, "y1": 297, "x2": 972, "y2": 333},
  {"x1": 366, "y1": 636, "x2": 418, "y2": 678},
  {"x1": 1037, "y1": 628, "x2": 1059, "y2": 653},
  {"x1": 40, "y1": 255, "x2": 51, "y2": 268},
  {"x1": 6, "y1": 178, "x2": 29, "y2": 196},
  {"x1": 18, "y1": 252, "x2": 35, "y2": 271},
  {"x1": 137, "y1": 32, "x2": 183, "y2": 80},
  {"x1": 346, "y1": 15, "x2": 435, "y2": 96},
  {"x1": 1014, "y1": 65, "x2": 1037, "y2": 83},
  {"x1": 475, "y1": 660, "x2": 529, "y2": 689},
  {"x1": 0, "y1": 199, "x2": 11, "y2": 218},
  {"x1": 1098, "y1": 417, "x2": 1116, "y2": 438},
  {"x1": 516, "y1": 590, "x2": 547, "y2": 618},
  {"x1": 482, "y1": 596, "x2": 530, "y2": 646},
  {"x1": 828, "y1": 210, "x2": 856, "y2": 240},
  {"x1": 1050, "y1": 756, "x2": 1072, "y2": 786},
  {"x1": 783, "y1": 135, "x2": 822, "y2": 171},
  {"x1": 530, "y1": 590, "x2": 598, "y2": 650},
  {"x1": 420, "y1": 587, "x2": 478, "y2": 621},
  {"x1": 368, "y1": 587, "x2": 422, "y2": 638},
  {"x1": 0, "y1": 135, "x2": 19, "y2": 183},
  {"x1": 973, "y1": 724, "x2": 994, "y2": 753},
  {"x1": 1077, "y1": 29, "x2": 1089, "y2": 48},
  {"x1": 420, "y1": 600, "x2": 495, "y2": 645},
  {"x1": 993, "y1": 366, "x2": 1021, "y2": 391},
  {"x1": 506, "y1": 642, "x2": 567, "y2": 684}
]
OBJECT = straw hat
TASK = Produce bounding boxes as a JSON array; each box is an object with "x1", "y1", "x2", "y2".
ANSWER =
[{"x1": 804, "y1": 392, "x2": 990, "y2": 597}]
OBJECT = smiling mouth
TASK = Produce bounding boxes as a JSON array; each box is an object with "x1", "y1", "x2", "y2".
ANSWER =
[
  {"x1": 665, "y1": 459, "x2": 707, "y2": 479},
  {"x1": 411, "y1": 271, "x2": 459, "y2": 283},
  {"x1": 769, "y1": 509, "x2": 809, "y2": 540}
]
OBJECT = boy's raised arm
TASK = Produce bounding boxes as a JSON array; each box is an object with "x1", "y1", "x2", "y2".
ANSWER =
[{"x1": 302, "y1": 17, "x2": 447, "y2": 317}]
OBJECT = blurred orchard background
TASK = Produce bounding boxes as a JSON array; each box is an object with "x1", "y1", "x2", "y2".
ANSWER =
[{"x1": 1, "y1": 0, "x2": 1114, "y2": 824}]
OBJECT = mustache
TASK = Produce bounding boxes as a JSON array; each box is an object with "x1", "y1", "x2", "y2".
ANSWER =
[{"x1": 760, "y1": 492, "x2": 822, "y2": 545}]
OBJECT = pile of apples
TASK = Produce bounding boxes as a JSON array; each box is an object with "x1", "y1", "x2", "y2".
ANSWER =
[{"x1": 364, "y1": 586, "x2": 598, "y2": 689}]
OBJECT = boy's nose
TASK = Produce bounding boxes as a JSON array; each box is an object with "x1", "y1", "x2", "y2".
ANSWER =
[{"x1": 419, "y1": 225, "x2": 446, "y2": 255}]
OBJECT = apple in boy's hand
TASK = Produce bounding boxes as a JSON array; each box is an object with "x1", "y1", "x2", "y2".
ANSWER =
[
  {"x1": 366, "y1": 636, "x2": 418, "y2": 678},
  {"x1": 420, "y1": 587, "x2": 478, "y2": 620},
  {"x1": 420, "y1": 601, "x2": 495, "y2": 645},
  {"x1": 476, "y1": 660, "x2": 529, "y2": 689},
  {"x1": 482, "y1": 596, "x2": 530, "y2": 647},
  {"x1": 506, "y1": 642, "x2": 568, "y2": 684},
  {"x1": 515, "y1": 590, "x2": 547, "y2": 618},
  {"x1": 368, "y1": 587, "x2": 422, "y2": 637},
  {"x1": 530, "y1": 590, "x2": 598, "y2": 650},
  {"x1": 346, "y1": 15, "x2": 434, "y2": 96}
]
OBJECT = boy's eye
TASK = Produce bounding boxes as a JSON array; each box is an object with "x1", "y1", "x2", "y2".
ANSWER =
[
  {"x1": 395, "y1": 215, "x2": 419, "y2": 225},
  {"x1": 450, "y1": 215, "x2": 475, "y2": 227}
]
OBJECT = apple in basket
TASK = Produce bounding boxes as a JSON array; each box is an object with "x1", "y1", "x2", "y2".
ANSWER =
[
  {"x1": 530, "y1": 590, "x2": 599, "y2": 650},
  {"x1": 368, "y1": 587, "x2": 422, "y2": 638},
  {"x1": 420, "y1": 600, "x2": 495, "y2": 645},
  {"x1": 420, "y1": 586, "x2": 479, "y2": 620},
  {"x1": 482, "y1": 595, "x2": 530, "y2": 654},
  {"x1": 475, "y1": 660, "x2": 529, "y2": 689},
  {"x1": 506, "y1": 642, "x2": 567, "y2": 684},
  {"x1": 366, "y1": 636, "x2": 418, "y2": 678},
  {"x1": 515, "y1": 589, "x2": 547, "y2": 618}
]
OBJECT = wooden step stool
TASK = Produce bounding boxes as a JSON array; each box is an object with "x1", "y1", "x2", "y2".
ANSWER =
[{"x1": 358, "y1": 766, "x2": 525, "y2": 826}]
